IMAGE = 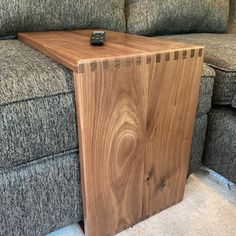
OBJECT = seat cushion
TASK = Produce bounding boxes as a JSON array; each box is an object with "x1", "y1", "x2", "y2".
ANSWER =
[
  {"x1": 204, "y1": 107, "x2": 236, "y2": 184},
  {"x1": 0, "y1": 149, "x2": 83, "y2": 236},
  {"x1": 126, "y1": 0, "x2": 229, "y2": 36},
  {"x1": 0, "y1": 0, "x2": 126, "y2": 37},
  {"x1": 162, "y1": 33, "x2": 236, "y2": 106},
  {"x1": 0, "y1": 40, "x2": 77, "y2": 170}
]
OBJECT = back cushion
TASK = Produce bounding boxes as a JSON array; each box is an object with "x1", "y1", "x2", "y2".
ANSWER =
[
  {"x1": 0, "y1": 0, "x2": 126, "y2": 37},
  {"x1": 229, "y1": 0, "x2": 236, "y2": 33},
  {"x1": 126, "y1": 0, "x2": 230, "y2": 35}
]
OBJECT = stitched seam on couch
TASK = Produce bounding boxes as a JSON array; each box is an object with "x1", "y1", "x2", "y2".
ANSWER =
[
  {"x1": 0, "y1": 90, "x2": 74, "y2": 108},
  {"x1": 207, "y1": 63, "x2": 236, "y2": 73},
  {"x1": 0, "y1": 148, "x2": 79, "y2": 174}
]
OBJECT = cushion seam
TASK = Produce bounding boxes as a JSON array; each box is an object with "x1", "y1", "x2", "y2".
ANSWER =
[
  {"x1": 207, "y1": 63, "x2": 236, "y2": 73},
  {"x1": 0, "y1": 90, "x2": 74, "y2": 108},
  {"x1": 0, "y1": 148, "x2": 79, "y2": 174}
]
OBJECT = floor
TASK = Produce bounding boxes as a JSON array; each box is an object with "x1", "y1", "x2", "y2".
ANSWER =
[{"x1": 48, "y1": 169, "x2": 236, "y2": 236}]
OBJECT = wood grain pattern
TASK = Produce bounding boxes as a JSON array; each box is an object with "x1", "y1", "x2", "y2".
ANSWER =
[
  {"x1": 18, "y1": 29, "x2": 203, "y2": 71},
  {"x1": 74, "y1": 51, "x2": 203, "y2": 236},
  {"x1": 18, "y1": 30, "x2": 204, "y2": 236}
]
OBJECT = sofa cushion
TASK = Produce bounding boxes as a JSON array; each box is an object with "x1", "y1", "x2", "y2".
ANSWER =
[
  {"x1": 0, "y1": 150, "x2": 83, "y2": 236},
  {"x1": 229, "y1": 0, "x2": 236, "y2": 33},
  {"x1": 189, "y1": 114, "x2": 208, "y2": 174},
  {"x1": 197, "y1": 64, "x2": 215, "y2": 117},
  {"x1": 162, "y1": 34, "x2": 236, "y2": 106},
  {"x1": 126, "y1": 0, "x2": 229, "y2": 36},
  {"x1": 204, "y1": 107, "x2": 236, "y2": 184},
  {"x1": 213, "y1": 69, "x2": 236, "y2": 106},
  {"x1": 0, "y1": 40, "x2": 77, "y2": 170},
  {"x1": 0, "y1": 0, "x2": 126, "y2": 37}
]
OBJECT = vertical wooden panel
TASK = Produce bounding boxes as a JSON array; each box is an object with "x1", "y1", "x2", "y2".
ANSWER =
[
  {"x1": 74, "y1": 57, "x2": 147, "y2": 236},
  {"x1": 143, "y1": 50, "x2": 204, "y2": 217},
  {"x1": 73, "y1": 50, "x2": 203, "y2": 236}
]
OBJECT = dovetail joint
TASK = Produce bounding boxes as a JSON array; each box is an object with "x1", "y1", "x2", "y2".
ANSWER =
[
  {"x1": 190, "y1": 49, "x2": 195, "y2": 58},
  {"x1": 165, "y1": 53, "x2": 170, "y2": 61},
  {"x1": 91, "y1": 62, "x2": 97, "y2": 71},
  {"x1": 78, "y1": 64, "x2": 84, "y2": 73},
  {"x1": 198, "y1": 49, "x2": 203, "y2": 57},
  {"x1": 174, "y1": 51, "x2": 179, "y2": 60},
  {"x1": 103, "y1": 60, "x2": 109, "y2": 70},
  {"x1": 126, "y1": 58, "x2": 132, "y2": 67},
  {"x1": 182, "y1": 50, "x2": 187, "y2": 59},
  {"x1": 156, "y1": 54, "x2": 161, "y2": 63},
  {"x1": 136, "y1": 57, "x2": 141, "y2": 65},
  {"x1": 115, "y1": 59, "x2": 121, "y2": 68}
]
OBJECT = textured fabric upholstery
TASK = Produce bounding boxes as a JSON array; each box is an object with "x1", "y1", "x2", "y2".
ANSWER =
[
  {"x1": 0, "y1": 40, "x2": 77, "y2": 170},
  {"x1": 162, "y1": 34, "x2": 236, "y2": 106},
  {"x1": 0, "y1": 41, "x2": 74, "y2": 106},
  {"x1": 126, "y1": 0, "x2": 229, "y2": 36},
  {"x1": 188, "y1": 64, "x2": 215, "y2": 173},
  {"x1": 0, "y1": 94, "x2": 78, "y2": 170},
  {"x1": 0, "y1": 0, "x2": 126, "y2": 37},
  {"x1": 213, "y1": 69, "x2": 236, "y2": 106},
  {"x1": 229, "y1": 0, "x2": 236, "y2": 33},
  {"x1": 204, "y1": 107, "x2": 236, "y2": 184},
  {"x1": 0, "y1": 150, "x2": 83, "y2": 236},
  {"x1": 233, "y1": 96, "x2": 236, "y2": 108},
  {"x1": 197, "y1": 64, "x2": 215, "y2": 117},
  {"x1": 189, "y1": 115, "x2": 208, "y2": 174}
]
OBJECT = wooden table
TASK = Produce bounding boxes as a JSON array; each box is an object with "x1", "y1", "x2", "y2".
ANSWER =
[{"x1": 19, "y1": 30, "x2": 204, "y2": 236}]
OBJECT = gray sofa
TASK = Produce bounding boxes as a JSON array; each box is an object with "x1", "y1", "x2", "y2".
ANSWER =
[{"x1": 0, "y1": 0, "x2": 235, "y2": 235}]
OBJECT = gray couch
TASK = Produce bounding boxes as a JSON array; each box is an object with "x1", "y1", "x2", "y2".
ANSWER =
[{"x1": 0, "y1": 0, "x2": 235, "y2": 235}]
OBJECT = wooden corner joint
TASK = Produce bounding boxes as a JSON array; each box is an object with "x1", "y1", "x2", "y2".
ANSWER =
[{"x1": 77, "y1": 48, "x2": 203, "y2": 74}]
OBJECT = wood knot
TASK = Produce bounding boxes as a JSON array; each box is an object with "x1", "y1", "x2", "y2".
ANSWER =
[{"x1": 161, "y1": 178, "x2": 166, "y2": 189}]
